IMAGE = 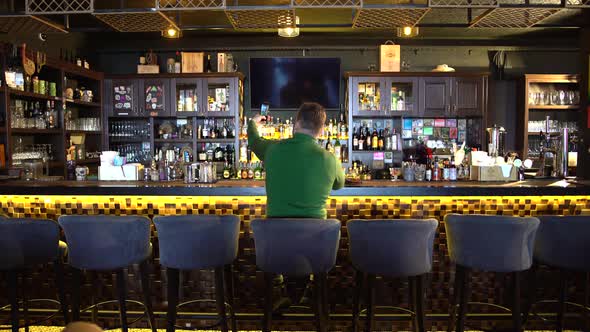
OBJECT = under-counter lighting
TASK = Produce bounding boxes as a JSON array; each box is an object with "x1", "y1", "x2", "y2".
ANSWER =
[
  {"x1": 162, "y1": 27, "x2": 181, "y2": 39},
  {"x1": 397, "y1": 26, "x2": 419, "y2": 38},
  {"x1": 278, "y1": 16, "x2": 300, "y2": 38}
]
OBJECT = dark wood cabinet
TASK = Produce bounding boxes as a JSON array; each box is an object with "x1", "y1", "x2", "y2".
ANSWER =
[
  {"x1": 420, "y1": 77, "x2": 451, "y2": 117},
  {"x1": 453, "y1": 77, "x2": 484, "y2": 117}
]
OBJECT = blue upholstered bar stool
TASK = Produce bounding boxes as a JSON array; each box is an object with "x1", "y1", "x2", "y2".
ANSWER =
[
  {"x1": 348, "y1": 219, "x2": 439, "y2": 332},
  {"x1": 251, "y1": 218, "x2": 341, "y2": 332},
  {"x1": 444, "y1": 214, "x2": 540, "y2": 332},
  {"x1": 0, "y1": 218, "x2": 69, "y2": 332},
  {"x1": 153, "y1": 215, "x2": 240, "y2": 332},
  {"x1": 58, "y1": 215, "x2": 156, "y2": 332},
  {"x1": 526, "y1": 215, "x2": 590, "y2": 332}
]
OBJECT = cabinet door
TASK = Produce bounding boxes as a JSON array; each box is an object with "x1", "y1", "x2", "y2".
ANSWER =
[
  {"x1": 203, "y1": 77, "x2": 236, "y2": 117},
  {"x1": 172, "y1": 78, "x2": 203, "y2": 116},
  {"x1": 141, "y1": 79, "x2": 170, "y2": 117},
  {"x1": 351, "y1": 77, "x2": 387, "y2": 116},
  {"x1": 385, "y1": 77, "x2": 418, "y2": 116},
  {"x1": 453, "y1": 77, "x2": 484, "y2": 117},
  {"x1": 420, "y1": 77, "x2": 451, "y2": 117},
  {"x1": 112, "y1": 79, "x2": 139, "y2": 116}
]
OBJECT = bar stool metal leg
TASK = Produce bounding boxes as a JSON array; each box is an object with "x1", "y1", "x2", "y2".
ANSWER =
[
  {"x1": 512, "y1": 272, "x2": 522, "y2": 332},
  {"x1": 584, "y1": 272, "x2": 590, "y2": 332},
  {"x1": 409, "y1": 277, "x2": 416, "y2": 332},
  {"x1": 365, "y1": 274, "x2": 375, "y2": 332},
  {"x1": 318, "y1": 272, "x2": 329, "y2": 332},
  {"x1": 8, "y1": 270, "x2": 19, "y2": 332},
  {"x1": 224, "y1": 264, "x2": 238, "y2": 332},
  {"x1": 71, "y1": 268, "x2": 81, "y2": 322},
  {"x1": 455, "y1": 265, "x2": 470, "y2": 332},
  {"x1": 54, "y1": 258, "x2": 69, "y2": 324},
  {"x1": 314, "y1": 273, "x2": 327, "y2": 332},
  {"x1": 22, "y1": 271, "x2": 29, "y2": 332},
  {"x1": 115, "y1": 269, "x2": 129, "y2": 332},
  {"x1": 523, "y1": 263, "x2": 538, "y2": 326},
  {"x1": 262, "y1": 272, "x2": 273, "y2": 332},
  {"x1": 352, "y1": 270, "x2": 364, "y2": 332},
  {"x1": 557, "y1": 269, "x2": 568, "y2": 332},
  {"x1": 139, "y1": 260, "x2": 157, "y2": 332},
  {"x1": 215, "y1": 267, "x2": 229, "y2": 332},
  {"x1": 415, "y1": 275, "x2": 426, "y2": 332},
  {"x1": 166, "y1": 268, "x2": 179, "y2": 332}
]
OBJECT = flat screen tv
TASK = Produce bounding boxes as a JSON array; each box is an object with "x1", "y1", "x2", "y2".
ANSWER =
[{"x1": 249, "y1": 57, "x2": 341, "y2": 110}]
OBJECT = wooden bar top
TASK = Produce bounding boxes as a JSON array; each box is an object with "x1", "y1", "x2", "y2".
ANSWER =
[{"x1": 0, "y1": 179, "x2": 587, "y2": 196}]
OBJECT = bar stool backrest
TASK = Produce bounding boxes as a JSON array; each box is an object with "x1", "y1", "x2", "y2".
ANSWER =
[
  {"x1": 348, "y1": 219, "x2": 439, "y2": 277},
  {"x1": 444, "y1": 214, "x2": 540, "y2": 272},
  {"x1": 535, "y1": 215, "x2": 590, "y2": 271},
  {"x1": 251, "y1": 218, "x2": 341, "y2": 277},
  {"x1": 0, "y1": 218, "x2": 60, "y2": 270},
  {"x1": 58, "y1": 215, "x2": 151, "y2": 270},
  {"x1": 153, "y1": 215, "x2": 240, "y2": 270}
]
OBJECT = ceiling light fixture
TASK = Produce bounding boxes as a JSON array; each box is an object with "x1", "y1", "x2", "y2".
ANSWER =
[
  {"x1": 162, "y1": 27, "x2": 182, "y2": 39},
  {"x1": 278, "y1": 16, "x2": 300, "y2": 38},
  {"x1": 397, "y1": 26, "x2": 419, "y2": 38}
]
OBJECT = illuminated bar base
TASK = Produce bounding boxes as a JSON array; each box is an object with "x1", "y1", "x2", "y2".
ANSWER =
[{"x1": 2, "y1": 194, "x2": 589, "y2": 331}]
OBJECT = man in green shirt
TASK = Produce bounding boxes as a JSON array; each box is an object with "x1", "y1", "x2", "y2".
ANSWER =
[
  {"x1": 248, "y1": 102, "x2": 345, "y2": 309},
  {"x1": 248, "y1": 102, "x2": 345, "y2": 218}
]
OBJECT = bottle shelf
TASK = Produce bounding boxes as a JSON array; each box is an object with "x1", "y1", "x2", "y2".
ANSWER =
[
  {"x1": 72, "y1": 158, "x2": 100, "y2": 165},
  {"x1": 528, "y1": 105, "x2": 579, "y2": 110},
  {"x1": 67, "y1": 130, "x2": 102, "y2": 135},
  {"x1": 154, "y1": 139, "x2": 193, "y2": 143},
  {"x1": 11, "y1": 128, "x2": 62, "y2": 135},
  {"x1": 66, "y1": 99, "x2": 102, "y2": 107},
  {"x1": 198, "y1": 138, "x2": 235, "y2": 143},
  {"x1": 109, "y1": 137, "x2": 150, "y2": 143},
  {"x1": 352, "y1": 150, "x2": 401, "y2": 153},
  {"x1": 8, "y1": 88, "x2": 61, "y2": 102}
]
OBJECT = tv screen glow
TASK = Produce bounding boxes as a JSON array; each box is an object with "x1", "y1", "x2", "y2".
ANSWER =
[{"x1": 249, "y1": 57, "x2": 341, "y2": 109}]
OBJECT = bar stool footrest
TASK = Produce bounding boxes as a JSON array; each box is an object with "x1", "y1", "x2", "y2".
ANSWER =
[
  {"x1": 174, "y1": 298, "x2": 235, "y2": 331},
  {"x1": 528, "y1": 299, "x2": 590, "y2": 324},
  {"x1": 0, "y1": 299, "x2": 61, "y2": 328},
  {"x1": 81, "y1": 299, "x2": 148, "y2": 329}
]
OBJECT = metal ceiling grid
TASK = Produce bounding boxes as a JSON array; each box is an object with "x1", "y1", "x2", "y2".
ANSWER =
[
  {"x1": 26, "y1": 0, "x2": 94, "y2": 14},
  {"x1": 0, "y1": 15, "x2": 68, "y2": 33},
  {"x1": 565, "y1": 0, "x2": 590, "y2": 7},
  {"x1": 420, "y1": 8, "x2": 488, "y2": 23},
  {"x1": 428, "y1": 0, "x2": 497, "y2": 8},
  {"x1": 225, "y1": 8, "x2": 297, "y2": 28},
  {"x1": 352, "y1": 7, "x2": 430, "y2": 28},
  {"x1": 469, "y1": 7, "x2": 563, "y2": 28},
  {"x1": 94, "y1": 11, "x2": 179, "y2": 32},
  {"x1": 157, "y1": 0, "x2": 226, "y2": 10},
  {"x1": 291, "y1": 0, "x2": 362, "y2": 8}
]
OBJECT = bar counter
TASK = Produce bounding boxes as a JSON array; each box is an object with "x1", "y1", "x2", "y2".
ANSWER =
[{"x1": 1, "y1": 179, "x2": 589, "y2": 331}]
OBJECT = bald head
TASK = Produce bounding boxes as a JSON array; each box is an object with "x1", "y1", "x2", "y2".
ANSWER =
[{"x1": 63, "y1": 322, "x2": 103, "y2": 332}]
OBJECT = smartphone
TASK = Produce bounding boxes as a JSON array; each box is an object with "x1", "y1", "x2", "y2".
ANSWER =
[{"x1": 260, "y1": 103, "x2": 270, "y2": 116}]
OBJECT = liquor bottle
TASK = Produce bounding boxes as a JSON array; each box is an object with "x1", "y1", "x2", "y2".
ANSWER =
[
  {"x1": 254, "y1": 162, "x2": 262, "y2": 179},
  {"x1": 391, "y1": 129, "x2": 398, "y2": 151},
  {"x1": 442, "y1": 159, "x2": 450, "y2": 181},
  {"x1": 449, "y1": 156, "x2": 457, "y2": 181},
  {"x1": 425, "y1": 157, "x2": 432, "y2": 181},
  {"x1": 214, "y1": 145, "x2": 224, "y2": 161},
  {"x1": 352, "y1": 126, "x2": 359, "y2": 150},
  {"x1": 341, "y1": 143, "x2": 349, "y2": 163},
  {"x1": 325, "y1": 139, "x2": 334, "y2": 154},
  {"x1": 223, "y1": 162, "x2": 232, "y2": 179},
  {"x1": 197, "y1": 124, "x2": 202, "y2": 139},
  {"x1": 45, "y1": 101, "x2": 52, "y2": 129},
  {"x1": 206, "y1": 144, "x2": 214, "y2": 161},
  {"x1": 371, "y1": 128, "x2": 379, "y2": 151},
  {"x1": 397, "y1": 90, "x2": 405, "y2": 111},
  {"x1": 432, "y1": 157, "x2": 440, "y2": 181},
  {"x1": 210, "y1": 121, "x2": 217, "y2": 139},
  {"x1": 378, "y1": 130, "x2": 384, "y2": 151},
  {"x1": 241, "y1": 163, "x2": 248, "y2": 179},
  {"x1": 247, "y1": 163, "x2": 254, "y2": 179},
  {"x1": 239, "y1": 141, "x2": 248, "y2": 162},
  {"x1": 358, "y1": 127, "x2": 365, "y2": 151},
  {"x1": 206, "y1": 54, "x2": 213, "y2": 73},
  {"x1": 384, "y1": 127, "x2": 391, "y2": 150},
  {"x1": 198, "y1": 143, "x2": 207, "y2": 161},
  {"x1": 391, "y1": 87, "x2": 398, "y2": 111},
  {"x1": 202, "y1": 120, "x2": 209, "y2": 138},
  {"x1": 334, "y1": 139, "x2": 342, "y2": 162},
  {"x1": 339, "y1": 112, "x2": 347, "y2": 139}
]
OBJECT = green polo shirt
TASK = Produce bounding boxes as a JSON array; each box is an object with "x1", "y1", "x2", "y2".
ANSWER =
[{"x1": 248, "y1": 120, "x2": 345, "y2": 219}]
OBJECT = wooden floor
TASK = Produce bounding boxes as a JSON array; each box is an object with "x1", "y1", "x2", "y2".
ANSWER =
[{"x1": 0, "y1": 328, "x2": 584, "y2": 332}]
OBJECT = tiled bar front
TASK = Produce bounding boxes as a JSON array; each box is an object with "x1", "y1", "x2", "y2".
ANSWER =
[{"x1": 1, "y1": 192, "x2": 589, "y2": 331}]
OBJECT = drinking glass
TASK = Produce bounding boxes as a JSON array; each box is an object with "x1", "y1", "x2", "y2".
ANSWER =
[{"x1": 389, "y1": 167, "x2": 401, "y2": 181}]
